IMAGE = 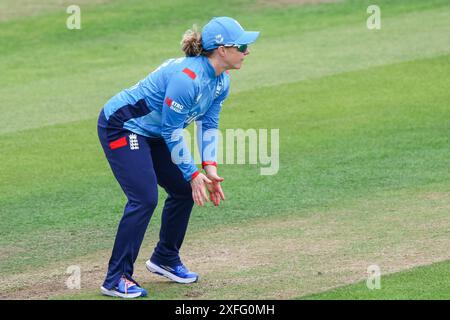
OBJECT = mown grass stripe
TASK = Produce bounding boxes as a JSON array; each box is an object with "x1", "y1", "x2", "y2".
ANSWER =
[
  {"x1": 299, "y1": 260, "x2": 450, "y2": 300},
  {"x1": 1, "y1": 1, "x2": 449, "y2": 134}
]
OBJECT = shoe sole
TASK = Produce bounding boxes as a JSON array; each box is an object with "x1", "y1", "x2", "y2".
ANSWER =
[
  {"x1": 100, "y1": 286, "x2": 143, "y2": 299},
  {"x1": 145, "y1": 260, "x2": 198, "y2": 284}
]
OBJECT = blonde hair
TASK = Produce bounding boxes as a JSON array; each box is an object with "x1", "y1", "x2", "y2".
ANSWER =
[{"x1": 181, "y1": 24, "x2": 204, "y2": 57}]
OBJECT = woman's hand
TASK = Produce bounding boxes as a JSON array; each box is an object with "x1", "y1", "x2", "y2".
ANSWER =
[
  {"x1": 204, "y1": 166, "x2": 225, "y2": 207},
  {"x1": 190, "y1": 173, "x2": 212, "y2": 206}
]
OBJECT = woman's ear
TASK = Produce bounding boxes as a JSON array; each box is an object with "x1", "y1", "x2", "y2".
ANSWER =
[{"x1": 217, "y1": 46, "x2": 226, "y2": 57}]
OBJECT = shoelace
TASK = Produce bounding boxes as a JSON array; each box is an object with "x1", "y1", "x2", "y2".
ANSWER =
[
  {"x1": 176, "y1": 264, "x2": 188, "y2": 274},
  {"x1": 122, "y1": 277, "x2": 136, "y2": 294}
]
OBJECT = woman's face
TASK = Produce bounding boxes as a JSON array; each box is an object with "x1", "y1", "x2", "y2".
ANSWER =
[{"x1": 223, "y1": 46, "x2": 250, "y2": 70}]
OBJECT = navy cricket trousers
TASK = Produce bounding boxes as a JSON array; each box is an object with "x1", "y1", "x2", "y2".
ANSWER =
[{"x1": 98, "y1": 109, "x2": 194, "y2": 289}]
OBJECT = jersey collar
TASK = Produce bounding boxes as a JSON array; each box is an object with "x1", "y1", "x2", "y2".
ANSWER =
[{"x1": 202, "y1": 56, "x2": 219, "y2": 78}]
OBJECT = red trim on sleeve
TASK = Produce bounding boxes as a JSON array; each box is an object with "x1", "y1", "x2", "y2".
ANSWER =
[
  {"x1": 109, "y1": 137, "x2": 128, "y2": 150},
  {"x1": 191, "y1": 171, "x2": 200, "y2": 181},
  {"x1": 182, "y1": 68, "x2": 197, "y2": 80},
  {"x1": 202, "y1": 161, "x2": 218, "y2": 169}
]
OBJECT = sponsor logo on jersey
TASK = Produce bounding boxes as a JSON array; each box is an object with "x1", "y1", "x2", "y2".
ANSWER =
[{"x1": 165, "y1": 96, "x2": 184, "y2": 113}]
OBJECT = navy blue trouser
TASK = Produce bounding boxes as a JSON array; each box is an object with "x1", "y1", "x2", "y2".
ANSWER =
[{"x1": 98, "y1": 109, "x2": 194, "y2": 289}]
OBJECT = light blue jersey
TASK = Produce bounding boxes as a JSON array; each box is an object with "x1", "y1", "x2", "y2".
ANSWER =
[{"x1": 102, "y1": 55, "x2": 230, "y2": 181}]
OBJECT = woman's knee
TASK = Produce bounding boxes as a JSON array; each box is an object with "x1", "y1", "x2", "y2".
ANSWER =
[
  {"x1": 141, "y1": 194, "x2": 158, "y2": 210},
  {"x1": 129, "y1": 190, "x2": 158, "y2": 211}
]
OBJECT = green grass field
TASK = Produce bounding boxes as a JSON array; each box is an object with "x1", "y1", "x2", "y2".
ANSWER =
[
  {"x1": 1, "y1": 0, "x2": 449, "y2": 299},
  {"x1": 301, "y1": 259, "x2": 450, "y2": 299}
]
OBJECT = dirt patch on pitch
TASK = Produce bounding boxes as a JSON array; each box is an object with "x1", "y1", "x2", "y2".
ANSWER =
[{"x1": 3, "y1": 189, "x2": 450, "y2": 299}]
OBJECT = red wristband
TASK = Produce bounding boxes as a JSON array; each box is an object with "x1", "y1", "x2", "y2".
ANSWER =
[
  {"x1": 202, "y1": 161, "x2": 217, "y2": 169},
  {"x1": 191, "y1": 171, "x2": 200, "y2": 181}
]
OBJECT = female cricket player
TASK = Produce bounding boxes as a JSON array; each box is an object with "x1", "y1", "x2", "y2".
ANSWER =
[{"x1": 97, "y1": 17, "x2": 260, "y2": 298}]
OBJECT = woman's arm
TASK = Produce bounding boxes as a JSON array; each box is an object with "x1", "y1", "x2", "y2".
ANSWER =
[{"x1": 161, "y1": 70, "x2": 212, "y2": 206}]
